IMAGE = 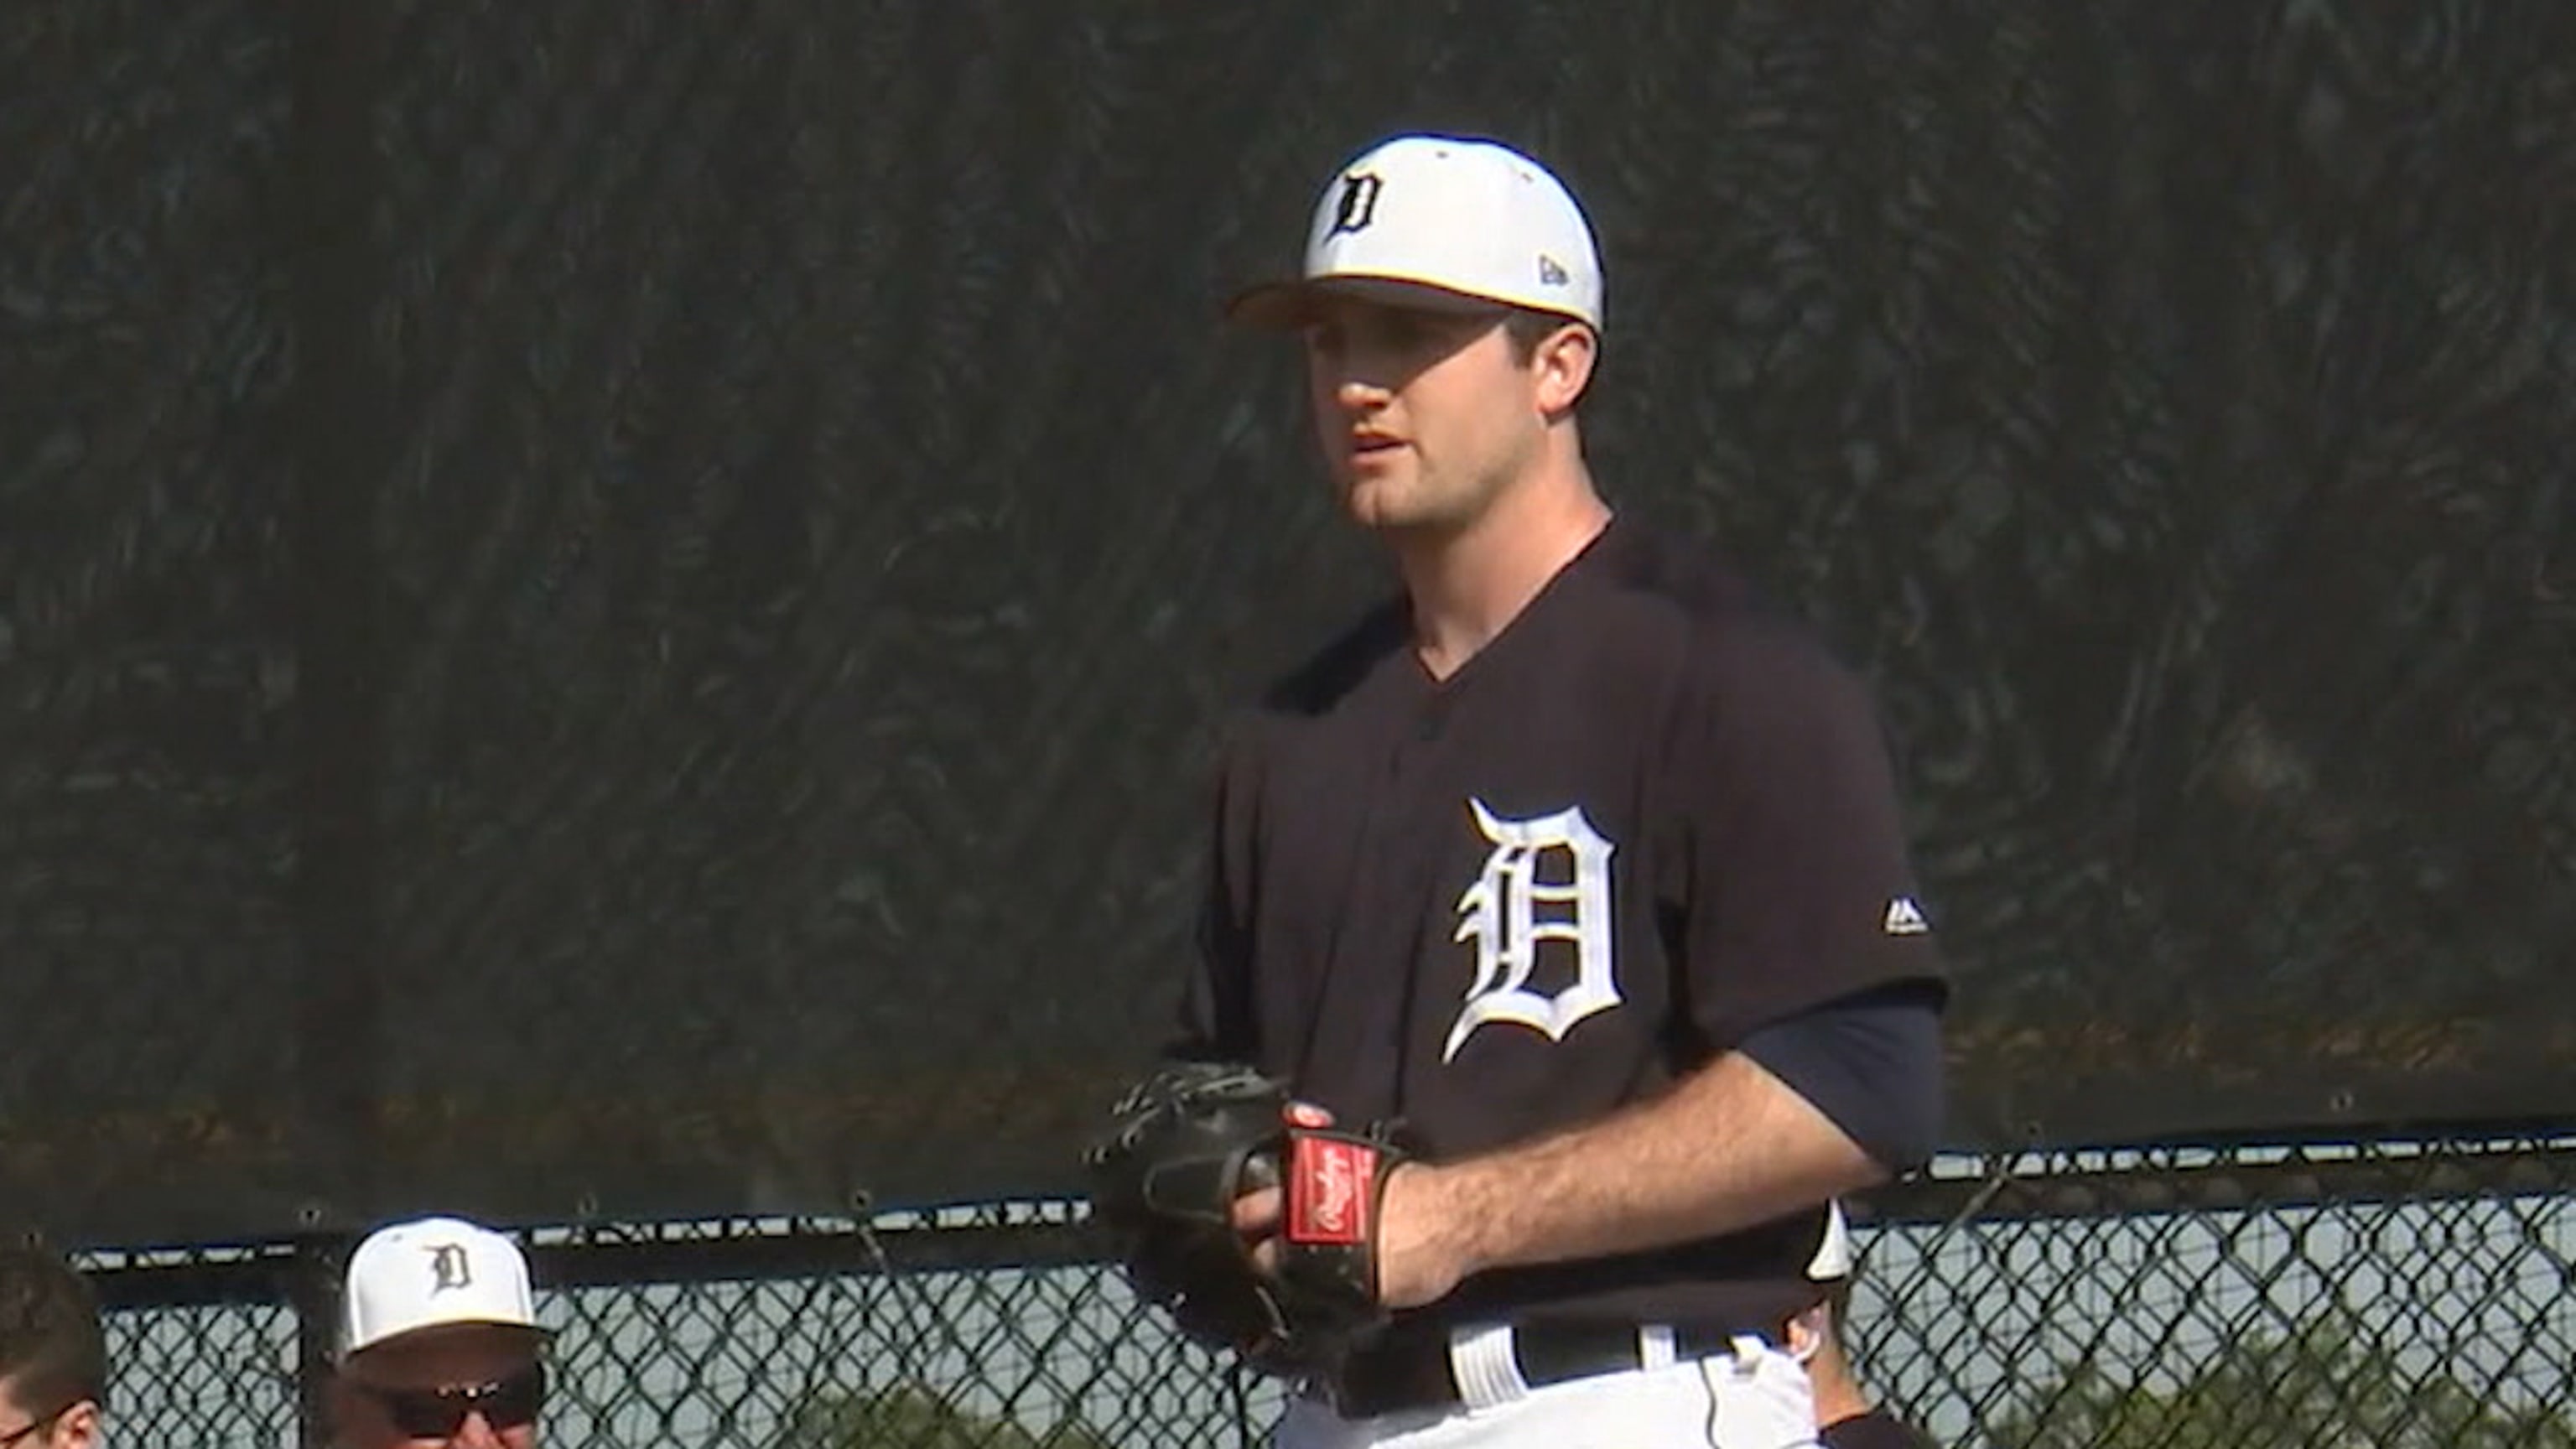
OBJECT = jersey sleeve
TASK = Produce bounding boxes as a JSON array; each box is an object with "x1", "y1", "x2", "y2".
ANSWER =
[
  {"x1": 1167, "y1": 717, "x2": 1264, "y2": 1062},
  {"x1": 1664, "y1": 625, "x2": 1947, "y2": 1052}
]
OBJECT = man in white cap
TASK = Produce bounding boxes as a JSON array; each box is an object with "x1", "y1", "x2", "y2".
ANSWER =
[
  {"x1": 1173, "y1": 132, "x2": 1948, "y2": 1446},
  {"x1": 329, "y1": 1217, "x2": 549, "y2": 1449},
  {"x1": 1791, "y1": 1204, "x2": 1937, "y2": 1448}
]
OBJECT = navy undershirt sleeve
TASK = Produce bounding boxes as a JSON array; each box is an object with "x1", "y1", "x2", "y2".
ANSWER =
[{"x1": 1737, "y1": 980, "x2": 1946, "y2": 1172}]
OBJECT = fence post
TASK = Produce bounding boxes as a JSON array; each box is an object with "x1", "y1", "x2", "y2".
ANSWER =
[{"x1": 288, "y1": 1232, "x2": 355, "y2": 1449}]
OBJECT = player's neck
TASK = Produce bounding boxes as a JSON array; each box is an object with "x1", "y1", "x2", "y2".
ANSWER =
[
  {"x1": 1810, "y1": 1378, "x2": 1875, "y2": 1426},
  {"x1": 1396, "y1": 460, "x2": 1610, "y2": 683}
]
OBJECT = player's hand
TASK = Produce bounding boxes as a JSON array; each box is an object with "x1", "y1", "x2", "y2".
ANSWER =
[
  {"x1": 1222, "y1": 1098, "x2": 1326, "y2": 1259},
  {"x1": 1228, "y1": 1107, "x2": 1472, "y2": 1311}
]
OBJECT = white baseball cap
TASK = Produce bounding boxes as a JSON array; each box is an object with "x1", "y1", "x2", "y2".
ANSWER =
[
  {"x1": 1806, "y1": 1200, "x2": 1857, "y2": 1281},
  {"x1": 1227, "y1": 134, "x2": 1604, "y2": 334},
  {"x1": 340, "y1": 1215, "x2": 546, "y2": 1357}
]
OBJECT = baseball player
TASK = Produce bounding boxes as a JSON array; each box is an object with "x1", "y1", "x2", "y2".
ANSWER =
[
  {"x1": 1169, "y1": 133, "x2": 1950, "y2": 1446},
  {"x1": 328, "y1": 1216, "x2": 552, "y2": 1449},
  {"x1": 0, "y1": 1244, "x2": 104, "y2": 1449}
]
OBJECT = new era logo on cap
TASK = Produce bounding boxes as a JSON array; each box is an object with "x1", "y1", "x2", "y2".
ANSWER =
[{"x1": 1227, "y1": 134, "x2": 1605, "y2": 333}]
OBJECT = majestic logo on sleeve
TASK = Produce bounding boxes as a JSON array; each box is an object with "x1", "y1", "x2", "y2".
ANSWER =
[
  {"x1": 1443, "y1": 799, "x2": 1620, "y2": 1062},
  {"x1": 1883, "y1": 896, "x2": 1930, "y2": 935}
]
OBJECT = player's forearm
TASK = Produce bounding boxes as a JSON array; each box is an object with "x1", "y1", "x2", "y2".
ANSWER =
[{"x1": 1429, "y1": 1052, "x2": 1883, "y2": 1276}]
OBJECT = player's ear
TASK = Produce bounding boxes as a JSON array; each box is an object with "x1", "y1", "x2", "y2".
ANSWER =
[
  {"x1": 1783, "y1": 1304, "x2": 1830, "y2": 1365},
  {"x1": 53, "y1": 1400, "x2": 102, "y2": 1449},
  {"x1": 1530, "y1": 321, "x2": 1597, "y2": 417}
]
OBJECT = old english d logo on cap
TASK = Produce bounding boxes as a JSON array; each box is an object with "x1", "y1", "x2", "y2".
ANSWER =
[
  {"x1": 428, "y1": 1243, "x2": 474, "y2": 1293},
  {"x1": 1330, "y1": 172, "x2": 1384, "y2": 235}
]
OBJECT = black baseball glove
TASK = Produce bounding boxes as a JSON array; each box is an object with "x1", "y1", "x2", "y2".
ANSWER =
[{"x1": 1082, "y1": 1060, "x2": 1411, "y2": 1378}]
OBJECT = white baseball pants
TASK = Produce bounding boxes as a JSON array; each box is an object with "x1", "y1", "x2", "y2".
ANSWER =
[{"x1": 1275, "y1": 1329, "x2": 1823, "y2": 1449}]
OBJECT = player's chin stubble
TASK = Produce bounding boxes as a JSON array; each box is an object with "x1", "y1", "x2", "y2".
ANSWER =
[{"x1": 1338, "y1": 470, "x2": 1438, "y2": 534}]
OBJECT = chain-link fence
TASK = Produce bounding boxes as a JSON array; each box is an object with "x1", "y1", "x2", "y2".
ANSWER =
[{"x1": 81, "y1": 1134, "x2": 2576, "y2": 1447}]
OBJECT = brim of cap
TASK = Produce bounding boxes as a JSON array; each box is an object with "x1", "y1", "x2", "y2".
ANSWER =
[
  {"x1": 348, "y1": 1318, "x2": 554, "y2": 1358},
  {"x1": 1223, "y1": 273, "x2": 1522, "y2": 331}
]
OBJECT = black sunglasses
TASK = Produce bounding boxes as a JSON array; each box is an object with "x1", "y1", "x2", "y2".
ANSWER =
[{"x1": 358, "y1": 1362, "x2": 546, "y2": 1439}]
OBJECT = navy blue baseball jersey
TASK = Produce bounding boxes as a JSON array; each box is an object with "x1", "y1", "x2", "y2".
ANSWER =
[
  {"x1": 1823, "y1": 1410, "x2": 1940, "y2": 1449},
  {"x1": 1178, "y1": 515, "x2": 1946, "y2": 1333}
]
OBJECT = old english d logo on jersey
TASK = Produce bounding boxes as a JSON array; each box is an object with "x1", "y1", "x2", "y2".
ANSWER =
[{"x1": 1443, "y1": 798, "x2": 1621, "y2": 1062}]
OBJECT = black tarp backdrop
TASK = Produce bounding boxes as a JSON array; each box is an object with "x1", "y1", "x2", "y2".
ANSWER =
[
  {"x1": 1, "y1": 0, "x2": 304, "y2": 1244},
  {"x1": 3, "y1": 0, "x2": 2570, "y2": 1249}
]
